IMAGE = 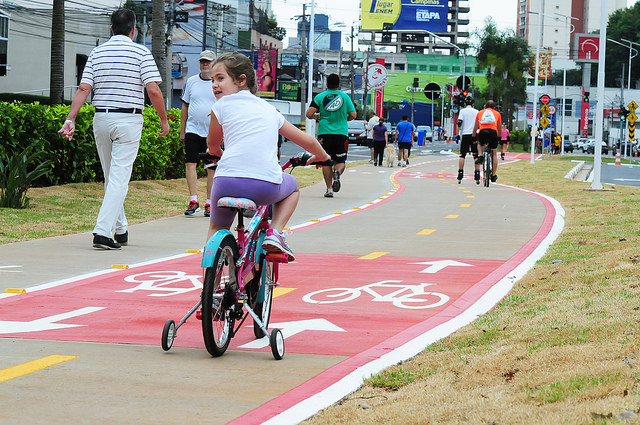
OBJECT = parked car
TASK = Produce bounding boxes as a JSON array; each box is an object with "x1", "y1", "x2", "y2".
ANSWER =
[
  {"x1": 347, "y1": 120, "x2": 367, "y2": 145},
  {"x1": 563, "y1": 140, "x2": 574, "y2": 153},
  {"x1": 383, "y1": 122, "x2": 395, "y2": 139},
  {"x1": 585, "y1": 140, "x2": 609, "y2": 155},
  {"x1": 614, "y1": 140, "x2": 637, "y2": 156},
  {"x1": 575, "y1": 137, "x2": 592, "y2": 152},
  {"x1": 414, "y1": 125, "x2": 433, "y2": 143}
]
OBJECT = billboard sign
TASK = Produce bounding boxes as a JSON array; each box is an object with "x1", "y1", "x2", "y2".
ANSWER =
[
  {"x1": 361, "y1": 0, "x2": 448, "y2": 32},
  {"x1": 573, "y1": 33, "x2": 600, "y2": 63},
  {"x1": 256, "y1": 49, "x2": 277, "y2": 98}
]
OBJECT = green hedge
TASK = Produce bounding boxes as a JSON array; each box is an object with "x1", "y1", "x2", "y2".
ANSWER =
[{"x1": 0, "y1": 101, "x2": 184, "y2": 186}]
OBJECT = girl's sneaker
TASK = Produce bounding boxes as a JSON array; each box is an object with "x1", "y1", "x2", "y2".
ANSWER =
[{"x1": 262, "y1": 229, "x2": 295, "y2": 261}]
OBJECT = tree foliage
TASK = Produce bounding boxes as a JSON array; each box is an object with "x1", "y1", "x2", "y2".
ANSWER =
[
  {"x1": 606, "y1": 2, "x2": 640, "y2": 89},
  {"x1": 474, "y1": 18, "x2": 531, "y2": 126},
  {"x1": 267, "y1": 16, "x2": 286, "y2": 41}
]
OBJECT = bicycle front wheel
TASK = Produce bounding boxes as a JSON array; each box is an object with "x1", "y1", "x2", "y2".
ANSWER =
[{"x1": 202, "y1": 234, "x2": 238, "y2": 357}]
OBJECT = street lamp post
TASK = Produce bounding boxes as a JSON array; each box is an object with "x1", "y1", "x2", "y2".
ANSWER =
[
  {"x1": 555, "y1": 12, "x2": 579, "y2": 155},
  {"x1": 608, "y1": 38, "x2": 637, "y2": 155}
]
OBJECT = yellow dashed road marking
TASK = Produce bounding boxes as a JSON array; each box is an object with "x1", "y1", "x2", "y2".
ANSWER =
[
  {"x1": 466, "y1": 195, "x2": 475, "y2": 199},
  {"x1": 417, "y1": 229, "x2": 437, "y2": 235},
  {"x1": 0, "y1": 355, "x2": 78, "y2": 383},
  {"x1": 358, "y1": 252, "x2": 389, "y2": 260},
  {"x1": 445, "y1": 214, "x2": 460, "y2": 219},
  {"x1": 274, "y1": 287, "x2": 296, "y2": 298},
  {"x1": 460, "y1": 204, "x2": 471, "y2": 208}
]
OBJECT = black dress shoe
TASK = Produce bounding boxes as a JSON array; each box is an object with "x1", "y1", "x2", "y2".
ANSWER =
[
  {"x1": 115, "y1": 231, "x2": 128, "y2": 246},
  {"x1": 93, "y1": 233, "x2": 121, "y2": 249}
]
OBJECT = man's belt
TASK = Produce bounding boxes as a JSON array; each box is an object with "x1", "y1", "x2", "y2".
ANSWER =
[{"x1": 95, "y1": 108, "x2": 142, "y2": 114}]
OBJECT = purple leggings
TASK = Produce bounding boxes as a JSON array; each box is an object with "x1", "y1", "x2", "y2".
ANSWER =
[{"x1": 210, "y1": 174, "x2": 298, "y2": 228}]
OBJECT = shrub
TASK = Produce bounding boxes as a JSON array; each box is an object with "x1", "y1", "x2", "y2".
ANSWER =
[{"x1": 0, "y1": 146, "x2": 50, "y2": 208}]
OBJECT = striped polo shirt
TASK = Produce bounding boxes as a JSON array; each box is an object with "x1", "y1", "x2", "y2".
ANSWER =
[{"x1": 81, "y1": 35, "x2": 162, "y2": 110}]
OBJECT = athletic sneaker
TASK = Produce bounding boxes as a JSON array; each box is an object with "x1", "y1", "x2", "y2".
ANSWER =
[
  {"x1": 185, "y1": 200, "x2": 200, "y2": 215},
  {"x1": 491, "y1": 174, "x2": 498, "y2": 183},
  {"x1": 501, "y1": 153, "x2": 505, "y2": 160},
  {"x1": 93, "y1": 233, "x2": 121, "y2": 250},
  {"x1": 474, "y1": 170, "x2": 480, "y2": 184},
  {"x1": 457, "y1": 169, "x2": 464, "y2": 182},
  {"x1": 204, "y1": 203, "x2": 211, "y2": 217},
  {"x1": 114, "y1": 231, "x2": 128, "y2": 246},
  {"x1": 324, "y1": 188, "x2": 334, "y2": 198},
  {"x1": 262, "y1": 229, "x2": 295, "y2": 261},
  {"x1": 332, "y1": 170, "x2": 341, "y2": 192}
]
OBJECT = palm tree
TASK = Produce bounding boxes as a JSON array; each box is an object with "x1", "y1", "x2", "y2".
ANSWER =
[
  {"x1": 152, "y1": 0, "x2": 167, "y2": 101},
  {"x1": 49, "y1": 0, "x2": 65, "y2": 104}
]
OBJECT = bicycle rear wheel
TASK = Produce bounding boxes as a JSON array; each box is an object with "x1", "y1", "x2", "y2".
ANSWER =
[
  {"x1": 483, "y1": 150, "x2": 491, "y2": 187},
  {"x1": 202, "y1": 234, "x2": 238, "y2": 357}
]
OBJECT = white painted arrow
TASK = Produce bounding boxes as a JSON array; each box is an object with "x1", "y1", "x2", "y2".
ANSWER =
[
  {"x1": 0, "y1": 307, "x2": 105, "y2": 334},
  {"x1": 239, "y1": 318, "x2": 346, "y2": 349},
  {"x1": 410, "y1": 260, "x2": 474, "y2": 274},
  {"x1": 0, "y1": 265, "x2": 22, "y2": 273}
]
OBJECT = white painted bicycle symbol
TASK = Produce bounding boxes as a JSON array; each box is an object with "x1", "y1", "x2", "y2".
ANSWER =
[
  {"x1": 117, "y1": 270, "x2": 202, "y2": 297},
  {"x1": 302, "y1": 280, "x2": 450, "y2": 309}
]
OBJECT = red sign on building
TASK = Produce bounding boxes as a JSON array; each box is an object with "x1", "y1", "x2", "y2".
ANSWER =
[{"x1": 574, "y1": 34, "x2": 600, "y2": 62}]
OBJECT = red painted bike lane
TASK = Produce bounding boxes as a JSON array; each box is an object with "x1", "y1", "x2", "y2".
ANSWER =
[{"x1": 0, "y1": 153, "x2": 559, "y2": 424}]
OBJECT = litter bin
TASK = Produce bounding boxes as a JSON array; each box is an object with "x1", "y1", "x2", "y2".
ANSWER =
[{"x1": 417, "y1": 130, "x2": 425, "y2": 146}]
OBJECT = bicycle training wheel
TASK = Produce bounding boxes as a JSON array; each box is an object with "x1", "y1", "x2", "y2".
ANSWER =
[
  {"x1": 483, "y1": 151, "x2": 491, "y2": 187},
  {"x1": 202, "y1": 234, "x2": 238, "y2": 357},
  {"x1": 270, "y1": 328, "x2": 285, "y2": 360},
  {"x1": 161, "y1": 319, "x2": 175, "y2": 351},
  {"x1": 249, "y1": 257, "x2": 275, "y2": 338}
]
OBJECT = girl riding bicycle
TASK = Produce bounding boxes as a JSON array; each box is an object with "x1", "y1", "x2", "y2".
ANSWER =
[{"x1": 206, "y1": 52, "x2": 330, "y2": 261}]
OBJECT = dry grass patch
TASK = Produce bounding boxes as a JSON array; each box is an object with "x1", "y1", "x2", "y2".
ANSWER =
[{"x1": 304, "y1": 156, "x2": 640, "y2": 425}]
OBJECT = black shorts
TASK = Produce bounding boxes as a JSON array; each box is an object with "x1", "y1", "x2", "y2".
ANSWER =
[
  {"x1": 477, "y1": 129, "x2": 499, "y2": 150},
  {"x1": 184, "y1": 133, "x2": 207, "y2": 163},
  {"x1": 398, "y1": 141, "x2": 412, "y2": 151},
  {"x1": 318, "y1": 134, "x2": 348, "y2": 164},
  {"x1": 367, "y1": 138, "x2": 374, "y2": 149},
  {"x1": 460, "y1": 134, "x2": 478, "y2": 158}
]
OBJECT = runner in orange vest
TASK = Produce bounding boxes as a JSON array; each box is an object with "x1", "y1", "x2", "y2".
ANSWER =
[{"x1": 472, "y1": 100, "x2": 502, "y2": 182}]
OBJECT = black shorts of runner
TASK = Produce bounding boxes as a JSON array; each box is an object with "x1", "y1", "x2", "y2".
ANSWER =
[
  {"x1": 318, "y1": 134, "x2": 349, "y2": 164},
  {"x1": 477, "y1": 129, "x2": 499, "y2": 150},
  {"x1": 184, "y1": 133, "x2": 207, "y2": 163},
  {"x1": 499, "y1": 136, "x2": 510, "y2": 145},
  {"x1": 367, "y1": 138, "x2": 374, "y2": 149},
  {"x1": 398, "y1": 141, "x2": 412, "y2": 151},
  {"x1": 459, "y1": 134, "x2": 478, "y2": 158}
]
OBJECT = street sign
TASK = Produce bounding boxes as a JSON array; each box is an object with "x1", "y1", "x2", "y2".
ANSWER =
[
  {"x1": 540, "y1": 116, "x2": 550, "y2": 128},
  {"x1": 628, "y1": 100, "x2": 638, "y2": 112},
  {"x1": 540, "y1": 104, "x2": 550, "y2": 115},
  {"x1": 539, "y1": 94, "x2": 551, "y2": 105},
  {"x1": 548, "y1": 105, "x2": 557, "y2": 115},
  {"x1": 628, "y1": 111, "x2": 637, "y2": 124},
  {"x1": 424, "y1": 82, "x2": 441, "y2": 100},
  {"x1": 366, "y1": 64, "x2": 388, "y2": 89},
  {"x1": 630, "y1": 123, "x2": 636, "y2": 141}
]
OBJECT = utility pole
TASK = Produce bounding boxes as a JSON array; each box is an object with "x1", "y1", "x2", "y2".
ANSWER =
[
  {"x1": 166, "y1": 0, "x2": 175, "y2": 110},
  {"x1": 299, "y1": 5, "x2": 307, "y2": 129},
  {"x1": 350, "y1": 25, "x2": 355, "y2": 101}
]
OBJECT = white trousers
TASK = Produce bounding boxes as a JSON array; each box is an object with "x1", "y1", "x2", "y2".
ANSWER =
[{"x1": 92, "y1": 112, "x2": 144, "y2": 238}]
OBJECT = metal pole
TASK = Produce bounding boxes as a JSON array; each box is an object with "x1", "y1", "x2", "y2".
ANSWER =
[
  {"x1": 305, "y1": 0, "x2": 315, "y2": 135},
  {"x1": 299, "y1": 5, "x2": 306, "y2": 128},
  {"x1": 590, "y1": 0, "x2": 608, "y2": 190},
  {"x1": 554, "y1": 13, "x2": 580, "y2": 154},
  {"x1": 530, "y1": 0, "x2": 543, "y2": 164}
]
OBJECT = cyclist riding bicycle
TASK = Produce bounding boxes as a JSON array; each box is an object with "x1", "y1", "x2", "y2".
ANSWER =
[
  {"x1": 456, "y1": 95, "x2": 480, "y2": 184},
  {"x1": 206, "y1": 52, "x2": 329, "y2": 261},
  {"x1": 472, "y1": 100, "x2": 502, "y2": 183}
]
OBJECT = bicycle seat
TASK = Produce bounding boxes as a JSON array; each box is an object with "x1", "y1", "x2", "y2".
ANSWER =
[{"x1": 217, "y1": 197, "x2": 257, "y2": 212}]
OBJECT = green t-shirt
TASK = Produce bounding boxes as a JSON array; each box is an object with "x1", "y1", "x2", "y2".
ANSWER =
[{"x1": 311, "y1": 89, "x2": 356, "y2": 136}]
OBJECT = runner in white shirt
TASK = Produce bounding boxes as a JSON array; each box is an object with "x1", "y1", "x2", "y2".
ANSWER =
[{"x1": 456, "y1": 96, "x2": 480, "y2": 184}]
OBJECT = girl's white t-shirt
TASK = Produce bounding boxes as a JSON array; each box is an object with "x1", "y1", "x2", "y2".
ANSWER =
[{"x1": 211, "y1": 90, "x2": 285, "y2": 184}]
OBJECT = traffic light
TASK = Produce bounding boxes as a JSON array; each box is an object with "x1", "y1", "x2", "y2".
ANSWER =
[
  {"x1": 620, "y1": 105, "x2": 628, "y2": 122},
  {"x1": 413, "y1": 77, "x2": 419, "y2": 88},
  {"x1": 461, "y1": 90, "x2": 469, "y2": 99},
  {"x1": 583, "y1": 91, "x2": 590, "y2": 103},
  {"x1": 381, "y1": 22, "x2": 392, "y2": 43}
]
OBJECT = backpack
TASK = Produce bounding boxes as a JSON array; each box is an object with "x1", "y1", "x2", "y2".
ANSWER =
[{"x1": 480, "y1": 109, "x2": 496, "y2": 125}]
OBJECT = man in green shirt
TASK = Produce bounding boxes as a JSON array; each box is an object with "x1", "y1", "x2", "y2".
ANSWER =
[{"x1": 306, "y1": 73, "x2": 357, "y2": 198}]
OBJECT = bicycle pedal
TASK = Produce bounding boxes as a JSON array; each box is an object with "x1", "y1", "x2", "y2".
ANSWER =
[{"x1": 266, "y1": 252, "x2": 289, "y2": 263}]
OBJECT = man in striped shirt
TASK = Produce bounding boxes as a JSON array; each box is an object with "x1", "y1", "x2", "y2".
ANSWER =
[{"x1": 59, "y1": 8, "x2": 169, "y2": 250}]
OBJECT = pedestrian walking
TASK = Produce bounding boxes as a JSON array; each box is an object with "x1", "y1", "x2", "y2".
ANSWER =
[
  {"x1": 58, "y1": 8, "x2": 170, "y2": 249},
  {"x1": 366, "y1": 110, "x2": 379, "y2": 164},
  {"x1": 372, "y1": 117, "x2": 388, "y2": 166},
  {"x1": 305, "y1": 73, "x2": 357, "y2": 198},
  {"x1": 394, "y1": 115, "x2": 415, "y2": 167},
  {"x1": 180, "y1": 50, "x2": 217, "y2": 217}
]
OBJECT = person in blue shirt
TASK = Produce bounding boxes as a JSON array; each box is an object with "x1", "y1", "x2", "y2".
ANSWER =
[{"x1": 394, "y1": 115, "x2": 415, "y2": 167}]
